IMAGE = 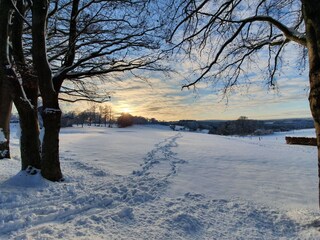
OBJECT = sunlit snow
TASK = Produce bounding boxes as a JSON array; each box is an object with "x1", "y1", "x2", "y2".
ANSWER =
[{"x1": 0, "y1": 124, "x2": 319, "y2": 239}]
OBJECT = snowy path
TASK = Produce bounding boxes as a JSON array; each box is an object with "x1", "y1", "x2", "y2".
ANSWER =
[
  {"x1": 0, "y1": 129, "x2": 188, "y2": 239},
  {"x1": 133, "y1": 132, "x2": 185, "y2": 177},
  {"x1": 0, "y1": 126, "x2": 320, "y2": 239}
]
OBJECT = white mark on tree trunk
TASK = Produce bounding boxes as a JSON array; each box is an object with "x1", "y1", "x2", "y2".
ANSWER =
[{"x1": 43, "y1": 108, "x2": 61, "y2": 114}]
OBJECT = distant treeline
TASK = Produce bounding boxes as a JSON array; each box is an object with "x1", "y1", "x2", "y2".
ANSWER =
[
  {"x1": 11, "y1": 107, "x2": 162, "y2": 128},
  {"x1": 10, "y1": 111, "x2": 315, "y2": 134},
  {"x1": 60, "y1": 111, "x2": 160, "y2": 128},
  {"x1": 168, "y1": 117, "x2": 315, "y2": 136}
]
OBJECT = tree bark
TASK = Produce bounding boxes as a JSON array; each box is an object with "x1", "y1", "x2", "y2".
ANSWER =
[
  {"x1": 11, "y1": 1, "x2": 41, "y2": 169},
  {"x1": 0, "y1": 0, "x2": 13, "y2": 159},
  {"x1": 15, "y1": 100, "x2": 41, "y2": 170},
  {"x1": 32, "y1": 0, "x2": 63, "y2": 181},
  {"x1": 36, "y1": 0, "x2": 80, "y2": 179},
  {"x1": 40, "y1": 108, "x2": 62, "y2": 181},
  {"x1": 0, "y1": 81, "x2": 12, "y2": 159},
  {"x1": 302, "y1": 0, "x2": 320, "y2": 207}
]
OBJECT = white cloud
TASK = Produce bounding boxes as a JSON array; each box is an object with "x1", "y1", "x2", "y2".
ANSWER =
[{"x1": 60, "y1": 40, "x2": 312, "y2": 121}]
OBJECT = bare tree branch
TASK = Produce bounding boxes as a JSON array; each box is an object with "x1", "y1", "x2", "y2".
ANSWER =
[{"x1": 168, "y1": 0, "x2": 305, "y2": 91}]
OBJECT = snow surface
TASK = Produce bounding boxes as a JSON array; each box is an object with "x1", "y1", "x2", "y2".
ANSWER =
[{"x1": 1, "y1": 125, "x2": 320, "y2": 239}]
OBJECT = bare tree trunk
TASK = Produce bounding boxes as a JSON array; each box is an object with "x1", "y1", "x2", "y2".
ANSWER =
[
  {"x1": 32, "y1": 0, "x2": 62, "y2": 181},
  {"x1": 302, "y1": 0, "x2": 320, "y2": 208},
  {"x1": 40, "y1": 107, "x2": 62, "y2": 180},
  {"x1": 11, "y1": 1, "x2": 41, "y2": 169},
  {"x1": 15, "y1": 101, "x2": 41, "y2": 170},
  {"x1": 0, "y1": 0, "x2": 13, "y2": 159},
  {"x1": 0, "y1": 84, "x2": 12, "y2": 159}
]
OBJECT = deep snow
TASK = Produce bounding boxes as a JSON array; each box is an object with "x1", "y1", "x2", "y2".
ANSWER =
[{"x1": 1, "y1": 125, "x2": 320, "y2": 239}]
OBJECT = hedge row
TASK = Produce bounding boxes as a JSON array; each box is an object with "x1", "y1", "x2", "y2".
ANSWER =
[{"x1": 285, "y1": 136, "x2": 317, "y2": 146}]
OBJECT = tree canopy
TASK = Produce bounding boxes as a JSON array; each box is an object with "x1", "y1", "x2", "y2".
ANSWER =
[
  {"x1": 0, "y1": 0, "x2": 169, "y2": 180},
  {"x1": 168, "y1": 0, "x2": 306, "y2": 92}
]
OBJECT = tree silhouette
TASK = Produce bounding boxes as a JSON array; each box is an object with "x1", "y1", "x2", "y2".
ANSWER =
[{"x1": 117, "y1": 113, "x2": 134, "y2": 128}]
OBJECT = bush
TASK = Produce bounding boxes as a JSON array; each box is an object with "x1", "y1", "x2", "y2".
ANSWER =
[{"x1": 117, "y1": 113, "x2": 134, "y2": 128}]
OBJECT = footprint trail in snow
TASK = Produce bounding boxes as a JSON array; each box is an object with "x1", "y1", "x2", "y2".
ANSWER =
[
  {"x1": 133, "y1": 133, "x2": 186, "y2": 177},
  {"x1": 1, "y1": 132, "x2": 187, "y2": 239},
  {"x1": 0, "y1": 130, "x2": 313, "y2": 239}
]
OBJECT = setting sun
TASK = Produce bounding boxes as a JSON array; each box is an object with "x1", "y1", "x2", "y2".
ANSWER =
[{"x1": 122, "y1": 108, "x2": 131, "y2": 114}]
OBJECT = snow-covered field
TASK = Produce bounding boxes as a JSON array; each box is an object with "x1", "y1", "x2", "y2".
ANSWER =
[{"x1": 1, "y1": 125, "x2": 320, "y2": 239}]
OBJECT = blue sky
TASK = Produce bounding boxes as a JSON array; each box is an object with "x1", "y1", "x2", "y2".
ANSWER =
[
  {"x1": 56, "y1": 1, "x2": 311, "y2": 121},
  {"x1": 62, "y1": 26, "x2": 311, "y2": 122},
  {"x1": 65, "y1": 50, "x2": 311, "y2": 121}
]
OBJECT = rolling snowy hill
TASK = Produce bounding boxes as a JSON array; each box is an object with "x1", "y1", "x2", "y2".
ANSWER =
[{"x1": 0, "y1": 125, "x2": 320, "y2": 239}]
